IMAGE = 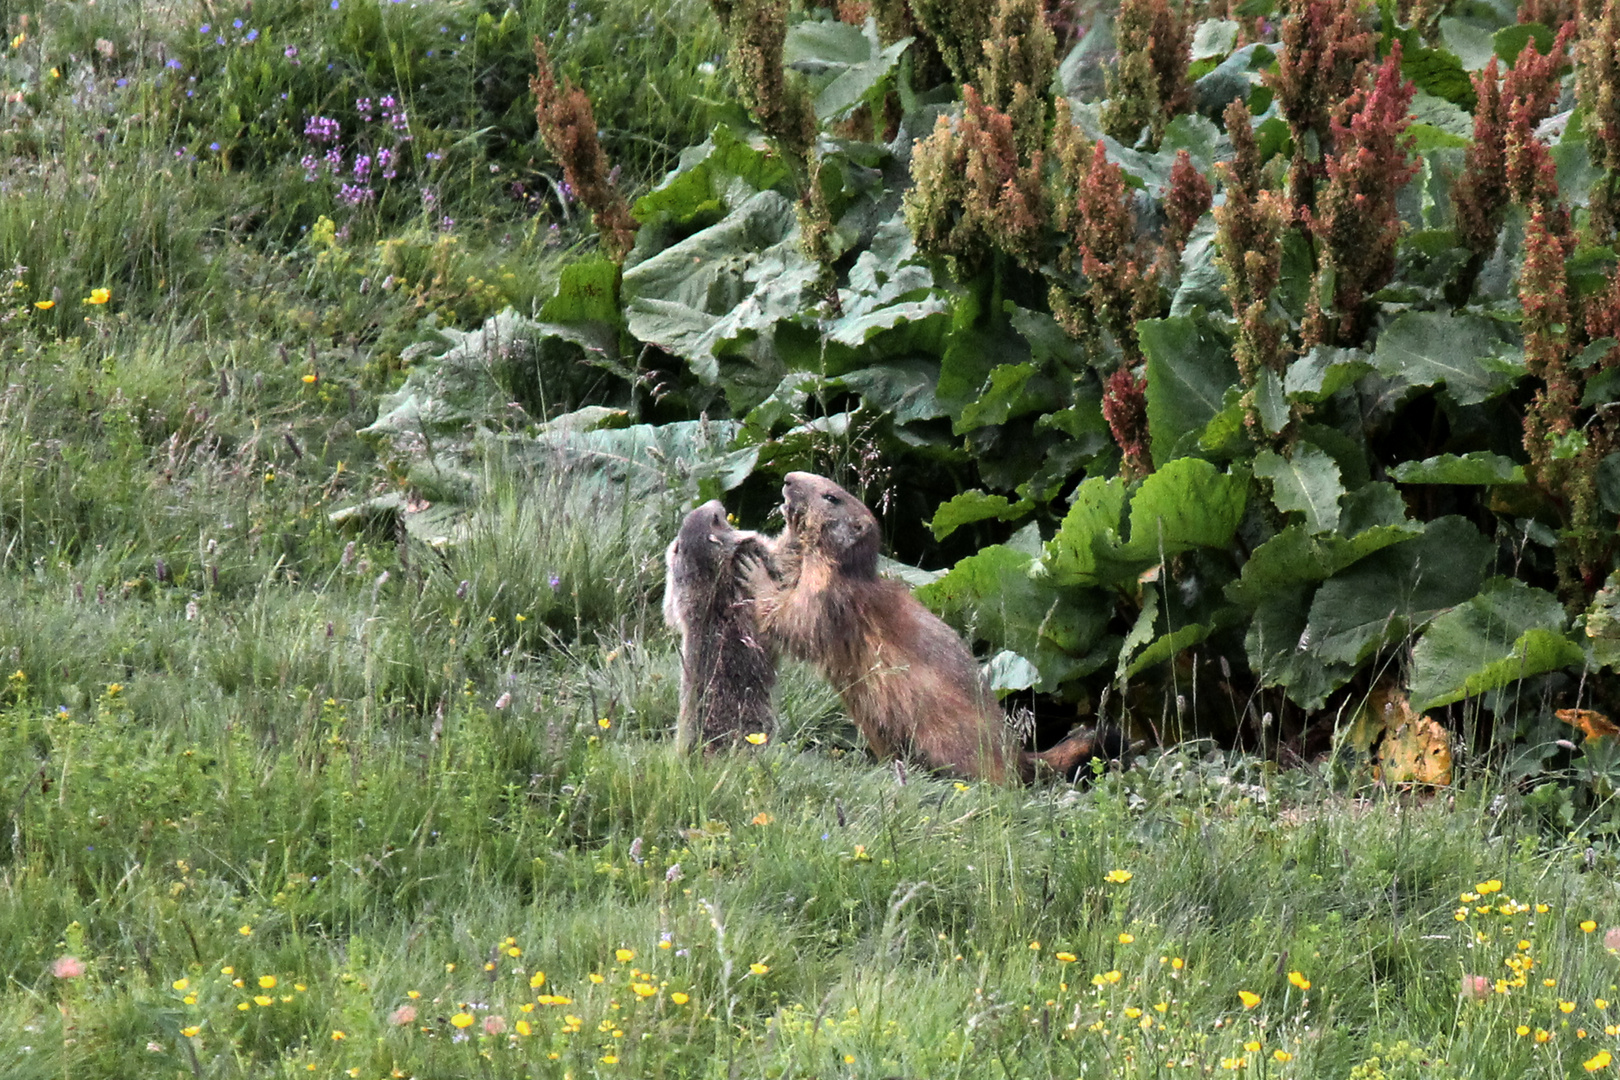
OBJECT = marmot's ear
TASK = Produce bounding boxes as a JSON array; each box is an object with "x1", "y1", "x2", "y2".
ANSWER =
[{"x1": 829, "y1": 513, "x2": 878, "y2": 574}]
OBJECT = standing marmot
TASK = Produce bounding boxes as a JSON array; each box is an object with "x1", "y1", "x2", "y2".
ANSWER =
[
  {"x1": 663, "y1": 500, "x2": 775, "y2": 753},
  {"x1": 749, "y1": 472, "x2": 1098, "y2": 783}
]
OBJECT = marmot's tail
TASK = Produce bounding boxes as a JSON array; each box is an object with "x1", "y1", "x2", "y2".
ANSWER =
[{"x1": 1021, "y1": 726, "x2": 1124, "y2": 782}]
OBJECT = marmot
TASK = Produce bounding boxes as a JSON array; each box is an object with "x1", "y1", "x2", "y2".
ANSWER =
[
  {"x1": 663, "y1": 500, "x2": 775, "y2": 753},
  {"x1": 749, "y1": 472, "x2": 1098, "y2": 783}
]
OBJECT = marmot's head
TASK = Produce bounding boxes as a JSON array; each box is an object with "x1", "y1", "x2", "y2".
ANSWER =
[
  {"x1": 669, "y1": 500, "x2": 736, "y2": 578},
  {"x1": 781, "y1": 472, "x2": 879, "y2": 578}
]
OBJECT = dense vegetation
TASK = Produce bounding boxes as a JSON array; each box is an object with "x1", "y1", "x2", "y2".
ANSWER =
[{"x1": 2, "y1": 0, "x2": 1620, "y2": 1075}]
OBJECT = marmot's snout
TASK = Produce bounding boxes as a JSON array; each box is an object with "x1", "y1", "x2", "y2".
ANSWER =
[{"x1": 782, "y1": 471, "x2": 814, "y2": 529}]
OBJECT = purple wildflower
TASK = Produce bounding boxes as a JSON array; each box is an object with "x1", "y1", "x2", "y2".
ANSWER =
[
  {"x1": 352, "y1": 154, "x2": 371, "y2": 182},
  {"x1": 304, "y1": 115, "x2": 340, "y2": 145},
  {"x1": 338, "y1": 184, "x2": 375, "y2": 206},
  {"x1": 245, "y1": 29, "x2": 258, "y2": 42}
]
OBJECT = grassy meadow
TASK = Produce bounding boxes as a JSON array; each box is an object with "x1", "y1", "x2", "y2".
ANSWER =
[{"x1": 2, "y1": 1, "x2": 1620, "y2": 1077}]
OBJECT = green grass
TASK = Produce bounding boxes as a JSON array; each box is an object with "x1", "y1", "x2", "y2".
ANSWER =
[{"x1": 2, "y1": 1, "x2": 1620, "y2": 1077}]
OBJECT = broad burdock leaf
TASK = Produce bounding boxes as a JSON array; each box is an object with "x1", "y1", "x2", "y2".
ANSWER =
[
  {"x1": 1036, "y1": 476, "x2": 1128, "y2": 587},
  {"x1": 1140, "y1": 313, "x2": 1239, "y2": 466},
  {"x1": 1254, "y1": 443, "x2": 1343, "y2": 534},
  {"x1": 929, "y1": 491, "x2": 1031, "y2": 540},
  {"x1": 1587, "y1": 572, "x2": 1620, "y2": 671},
  {"x1": 1190, "y1": 18, "x2": 1240, "y2": 61},
  {"x1": 1224, "y1": 487, "x2": 1423, "y2": 608},
  {"x1": 622, "y1": 190, "x2": 821, "y2": 396},
  {"x1": 1038, "y1": 459, "x2": 1248, "y2": 587},
  {"x1": 783, "y1": 17, "x2": 912, "y2": 121},
  {"x1": 1253, "y1": 369, "x2": 1289, "y2": 436},
  {"x1": 631, "y1": 124, "x2": 792, "y2": 235},
  {"x1": 1284, "y1": 346, "x2": 1373, "y2": 401},
  {"x1": 1437, "y1": 16, "x2": 1496, "y2": 71},
  {"x1": 918, "y1": 543, "x2": 1112, "y2": 690},
  {"x1": 1389, "y1": 452, "x2": 1527, "y2": 485},
  {"x1": 1369, "y1": 310, "x2": 1523, "y2": 406},
  {"x1": 1410, "y1": 579, "x2": 1584, "y2": 711},
  {"x1": 1302, "y1": 516, "x2": 1493, "y2": 668}
]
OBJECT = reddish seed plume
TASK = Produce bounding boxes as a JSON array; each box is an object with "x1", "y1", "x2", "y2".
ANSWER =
[
  {"x1": 531, "y1": 40, "x2": 638, "y2": 262},
  {"x1": 1575, "y1": 0, "x2": 1620, "y2": 238},
  {"x1": 1102, "y1": 366, "x2": 1152, "y2": 479},
  {"x1": 1452, "y1": 58, "x2": 1509, "y2": 259},
  {"x1": 1586, "y1": 265, "x2": 1620, "y2": 371},
  {"x1": 1266, "y1": 0, "x2": 1376, "y2": 215},
  {"x1": 1073, "y1": 140, "x2": 1158, "y2": 359},
  {"x1": 1302, "y1": 43, "x2": 1417, "y2": 346},
  {"x1": 1163, "y1": 150, "x2": 1213, "y2": 252}
]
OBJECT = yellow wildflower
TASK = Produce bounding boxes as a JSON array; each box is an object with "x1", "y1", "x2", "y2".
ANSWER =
[
  {"x1": 1238, "y1": 990, "x2": 1261, "y2": 1009},
  {"x1": 450, "y1": 1013, "x2": 475, "y2": 1029},
  {"x1": 1288, "y1": 971, "x2": 1311, "y2": 991},
  {"x1": 83, "y1": 288, "x2": 111, "y2": 305},
  {"x1": 1104, "y1": 869, "x2": 1133, "y2": 884}
]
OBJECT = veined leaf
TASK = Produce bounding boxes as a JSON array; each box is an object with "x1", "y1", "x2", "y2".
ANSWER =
[
  {"x1": 1410, "y1": 579, "x2": 1584, "y2": 710},
  {"x1": 1389, "y1": 452, "x2": 1526, "y2": 485},
  {"x1": 1369, "y1": 310, "x2": 1522, "y2": 406},
  {"x1": 919, "y1": 544, "x2": 1111, "y2": 690},
  {"x1": 930, "y1": 490, "x2": 1031, "y2": 540},
  {"x1": 1225, "y1": 483, "x2": 1421, "y2": 608},
  {"x1": 1254, "y1": 443, "x2": 1343, "y2": 534},
  {"x1": 1302, "y1": 516, "x2": 1493, "y2": 668},
  {"x1": 1141, "y1": 313, "x2": 1239, "y2": 465}
]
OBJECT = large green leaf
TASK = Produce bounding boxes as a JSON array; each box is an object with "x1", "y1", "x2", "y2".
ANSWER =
[
  {"x1": 1587, "y1": 572, "x2": 1620, "y2": 671},
  {"x1": 364, "y1": 309, "x2": 613, "y2": 441},
  {"x1": 1389, "y1": 452, "x2": 1527, "y2": 485},
  {"x1": 1225, "y1": 483, "x2": 1421, "y2": 607},
  {"x1": 621, "y1": 190, "x2": 820, "y2": 390},
  {"x1": 1036, "y1": 476, "x2": 1129, "y2": 587},
  {"x1": 1369, "y1": 310, "x2": 1522, "y2": 406},
  {"x1": 918, "y1": 544, "x2": 1112, "y2": 690},
  {"x1": 929, "y1": 491, "x2": 1030, "y2": 540},
  {"x1": 1246, "y1": 588, "x2": 1354, "y2": 710},
  {"x1": 1284, "y1": 346, "x2": 1373, "y2": 402},
  {"x1": 1401, "y1": 44, "x2": 1475, "y2": 111},
  {"x1": 1254, "y1": 443, "x2": 1343, "y2": 534},
  {"x1": 1410, "y1": 579, "x2": 1584, "y2": 710},
  {"x1": 1114, "y1": 458, "x2": 1249, "y2": 568},
  {"x1": 1141, "y1": 313, "x2": 1239, "y2": 465},
  {"x1": 784, "y1": 17, "x2": 912, "y2": 121},
  {"x1": 1036, "y1": 460, "x2": 1248, "y2": 589},
  {"x1": 1302, "y1": 516, "x2": 1493, "y2": 668},
  {"x1": 631, "y1": 124, "x2": 792, "y2": 231}
]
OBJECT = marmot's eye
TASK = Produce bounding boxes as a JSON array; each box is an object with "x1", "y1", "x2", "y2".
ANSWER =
[{"x1": 822, "y1": 493, "x2": 840, "y2": 504}]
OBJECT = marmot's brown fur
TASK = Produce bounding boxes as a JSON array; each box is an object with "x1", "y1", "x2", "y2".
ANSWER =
[
  {"x1": 663, "y1": 500, "x2": 774, "y2": 753},
  {"x1": 750, "y1": 472, "x2": 1098, "y2": 783}
]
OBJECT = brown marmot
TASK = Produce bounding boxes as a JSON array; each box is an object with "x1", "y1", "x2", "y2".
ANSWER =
[
  {"x1": 663, "y1": 500, "x2": 775, "y2": 753},
  {"x1": 749, "y1": 471, "x2": 1097, "y2": 783}
]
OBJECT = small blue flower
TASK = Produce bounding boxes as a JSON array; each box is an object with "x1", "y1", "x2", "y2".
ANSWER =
[
  {"x1": 245, "y1": 28, "x2": 258, "y2": 42},
  {"x1": 199, "y1": 23, "x2": 211, "y2": 32},
  {"x1": 209, "y1": 141, "x2": 221, "y2": 151},
  {"x1": 331, "y1": 0, "x2": 339, "y2": 7},
  {"x1": 233, "y1": 18, "x2": 244, "y2": 28},
  {"x1": 115, "y1": 77, "x2": 128, "y2": 87},
  {"x1": 166, "y1": 58, "x2": 182, "y2": 69},
  {"x1": 216, "y1": 35, "x2": 225, "y2": 45}
]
